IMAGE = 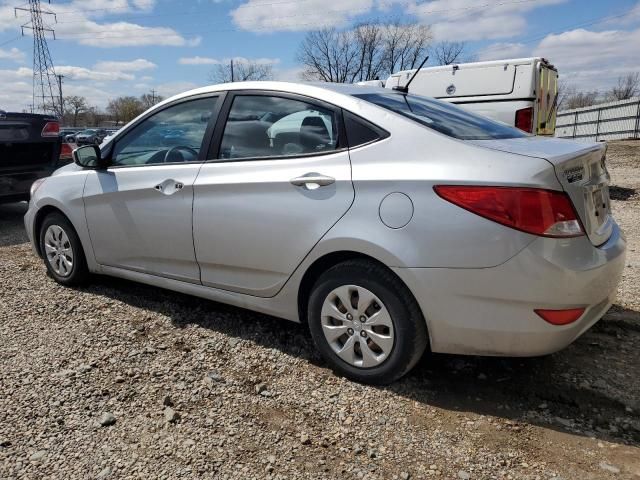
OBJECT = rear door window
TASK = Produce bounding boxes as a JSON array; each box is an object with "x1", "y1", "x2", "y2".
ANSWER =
[
  {"x1": 218, "y1": 95, "x2": 339, "y2": 160},
  {"x1": 354, "y1": 92, "x2": 526, "y2": 140},
  {"x1": 343, "y1": 111, "x2": 388, "y2": 148}
]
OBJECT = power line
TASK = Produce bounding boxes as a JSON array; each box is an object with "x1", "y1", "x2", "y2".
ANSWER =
[{"x1": 0, "y1": 35, "x2": 22, "y2": 48}]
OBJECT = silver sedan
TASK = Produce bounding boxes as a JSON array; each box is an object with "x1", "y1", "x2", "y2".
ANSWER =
[{"x1": 25, "y1": 82, "x2": 626, "y2": 384}]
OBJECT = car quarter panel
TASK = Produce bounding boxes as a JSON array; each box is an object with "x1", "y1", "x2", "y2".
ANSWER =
[{"x1": 333, "y1": 113, "x2": 562, "y2": 268}]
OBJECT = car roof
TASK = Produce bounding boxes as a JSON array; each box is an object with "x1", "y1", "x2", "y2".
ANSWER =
[{"x1": 160, "y1": 81, "x2": 392, "y2": 109}]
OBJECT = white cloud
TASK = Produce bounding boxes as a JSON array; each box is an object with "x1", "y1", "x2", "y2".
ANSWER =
[
  {"x1": 156, "y1": 81, "x2": 202, "y2": 99},
  {"x1": 179, "y1": 56, "x2": 220, "y2": 65},
  {"x1": 0, "y1": 68, "x2": 34, "y2": 111},
  {"x1": 478, "y1": 26, "x2": 640, "y2": 92},
  {"x1": 55, "y1": 20, "x2": 199, "y2": 48},
  {"x1": 273, "y1": 66, "x2": 306, "y2": 82},
  {"x1": 0, "y1": 47, "x2": 25, "y2": 62},
  {"x1": 477, "y1": 42, "x2": 528, "y2": 61},
  {"x1": 56, "y1": 65, "x2": 135, "y2": 82},
  {"x1": 179, "y1": 56, "x2": 280, "y2": 66},
  {"x1": 1, "y1": 0, "x2": 198, "y2": 48},
  {"x1": 94, "y1": 58, "x2": 157, "y2": 72},
  {"x1": 407, "y1": 0, "x2": 568, "y2": 41},
  {"x1": 231, "y1": 0, "x2": 374, "y2": 32}
]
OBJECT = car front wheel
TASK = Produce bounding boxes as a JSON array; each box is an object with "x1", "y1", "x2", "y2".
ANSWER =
[
  {"x1": 39, "y1": 213, "x2": 89, "y2": 286},
  {"x1": 308, "y1": 259, "x2": 428, "y2": 385}
]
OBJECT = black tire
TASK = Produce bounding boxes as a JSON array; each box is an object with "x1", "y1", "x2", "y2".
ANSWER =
[
  {"x1": 39, "y1": 212, "x2": 89, "y2": 286},
  {"x1": 307, "y1": 259, "x2": 428, "y2": 385}
]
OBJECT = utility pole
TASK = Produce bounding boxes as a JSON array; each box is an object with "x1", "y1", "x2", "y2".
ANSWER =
[
  {"x1": 15, "y1": 0, "x2": 61, "y2": 116},
  {"x1": 57, "y1": 74, "x2": 64, "y2": 118},
  {"x1": 150, "y1": 89, "x2": 157, "y2": 104},
  {"x1": 230, "y1": 59, "x2": 234, "y2": 82}
]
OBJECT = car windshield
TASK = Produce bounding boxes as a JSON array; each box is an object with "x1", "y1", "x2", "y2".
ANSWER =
[
  {"x1": 81, "y1": 129, "x2": 96, "y2": 134},
  {"x1": 353, "y1": 92, "x2": 527, "y2": 140}
]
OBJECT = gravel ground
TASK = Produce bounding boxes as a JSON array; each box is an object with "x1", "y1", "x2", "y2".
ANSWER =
[{"x1": 1, "y1": 141, "x2": 639, "y2": 480}]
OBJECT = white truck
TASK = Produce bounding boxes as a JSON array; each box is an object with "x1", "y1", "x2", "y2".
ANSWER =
[{"x1": 377, "y1": 57, "x2": 559, "y2": 136}]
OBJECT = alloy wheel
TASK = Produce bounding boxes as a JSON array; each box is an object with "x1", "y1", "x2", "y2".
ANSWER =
[
  {"x1": 44, "y1": 224, "x2": 74, "y2": 277},
  {"x1": 320, "y1": 285, "x2": 395, "y2": 368}
]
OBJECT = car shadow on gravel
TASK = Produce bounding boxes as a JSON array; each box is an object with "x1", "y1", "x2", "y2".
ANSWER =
[
  {"x1": 84, "y1": 275, "x2": 640, "y2": 449},
  {"x1": 0, "y1": 202, "x2": 28, "y2": 247},
  {"x1": 609, "y1": 185, "x2": 638, "y2": 201}
]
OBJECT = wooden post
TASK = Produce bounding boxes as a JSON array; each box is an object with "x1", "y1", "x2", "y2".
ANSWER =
[
  {"x1": 573, "y1": 111, "x2": 578, "y2": 138},
  {"x1": 595, "y1": 107, "x2": 601, "y2": 142}
]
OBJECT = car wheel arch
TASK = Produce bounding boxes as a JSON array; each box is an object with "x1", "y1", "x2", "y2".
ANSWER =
[
  {"x1": 34, "y1": 206, "x2": 83, "y2": 258},
  {"x1": 296, "y1": 250, "x2": 428, "y2": 332}
]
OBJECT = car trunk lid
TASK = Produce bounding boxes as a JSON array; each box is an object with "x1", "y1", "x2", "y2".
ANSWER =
[{"x1": 468, "y1": 137, "x2": 612, "y2": 246}]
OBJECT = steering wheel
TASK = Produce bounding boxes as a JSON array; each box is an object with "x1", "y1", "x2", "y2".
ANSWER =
[{"x1": 163, "y1": 146, "x2": 198, "y2": 163}]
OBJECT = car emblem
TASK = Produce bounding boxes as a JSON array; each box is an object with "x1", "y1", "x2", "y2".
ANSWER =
[
  {"x1": 446, "y1": 84, "x2": 456, "y2": 95},
  {"x1": 563, "y1": 166, "x2": 584, "y2": 183}
]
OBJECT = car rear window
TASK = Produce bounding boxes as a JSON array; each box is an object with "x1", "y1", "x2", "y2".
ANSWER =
[{"x1": 353, "y1": 92, "x2": 526, "y2": 140}]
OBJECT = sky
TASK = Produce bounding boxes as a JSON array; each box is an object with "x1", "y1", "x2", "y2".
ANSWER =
[{"x1": 0, "y1": 0, "x2": 639, "y2": 112}]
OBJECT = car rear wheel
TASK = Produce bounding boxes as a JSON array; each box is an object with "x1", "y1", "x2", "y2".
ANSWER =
[
  {"x1": 308, "y1": 259, "x2": 428, "y2": 385},
  {"x1": 39, "y1": 213, "x2": 89, "y2": 286}
]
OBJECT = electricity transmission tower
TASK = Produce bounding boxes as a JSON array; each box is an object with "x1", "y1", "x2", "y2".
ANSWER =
[{"x1": 15, "y1": 0, "x2": 61, "y2": 117}]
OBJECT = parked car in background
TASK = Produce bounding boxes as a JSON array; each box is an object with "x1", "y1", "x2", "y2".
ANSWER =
[
  {"x1": 75, "y1": 128, "x2": 108, "y2": 145},
  {"x1": 25, "y1": 82, "x2": 625, "y2": 384},
  {"x1": 101, "y1": 129, "x2": 120, "y2": 143},
  {"x1": 375, "y1": 57, "x2": 559, "y2": 136},
  {"x1": 59, "y1": 128, "x2": 80, "y2": 142},
  {"x1": 0, "y1": 110, "x2": 66, "y2": 204}
]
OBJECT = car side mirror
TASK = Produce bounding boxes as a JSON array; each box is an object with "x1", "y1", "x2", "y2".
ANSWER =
[{"x1": 73, "y1": 144, "x2": 104, "y2": 169}]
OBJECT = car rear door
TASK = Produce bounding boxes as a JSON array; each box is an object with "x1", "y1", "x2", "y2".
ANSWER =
[
  {"x1": 192, "y1": 91, "x2": 354, "y2": 297},
  {"x1": 83, "y1": 94, "x2": 223, "y2": 283}
]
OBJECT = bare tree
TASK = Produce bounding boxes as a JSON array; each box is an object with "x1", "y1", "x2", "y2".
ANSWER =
[
  {"x1": 297, "y1": 21, "x2": 432, "y2": 83},
  {"x1": 557, "y1": 80, "x2": 575, "y2": 111},
  {"x1": 107, "y1": 96, "x2": 144, "y2": 125},
  {"x1": 382, "y1": 21, "x2": 432, "y2": 74},
  {"x1": 140, "y1": 92, "x2": 164, "y2": 110},
  {"x1": 354, "y1": 22, "x2": 386, "y2": 82},
  {"x1": 209, "y1": 60, "x2": 274, "y2": 83},
  {"x1": 298, "y1": 28, "x2": 363, "y2": 83},
  {"x1": 565, "y1": 90, "x2": 600, "y2": 110},
  {"x1": 607, "y1": 72, "x2": 640, "y2": 101},
  {"x1": 63, "y1": 95, "x2": 88, "y2": 127},
  {"x1": 432, "y1": 41, "x2": 467, "y2": 65}
]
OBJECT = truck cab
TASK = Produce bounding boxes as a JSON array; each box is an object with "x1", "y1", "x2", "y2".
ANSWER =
[{"x1": 383, "y1": 57, "x2": 559, "y2": 136}]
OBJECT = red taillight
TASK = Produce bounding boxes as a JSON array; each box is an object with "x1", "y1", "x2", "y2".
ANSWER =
[
  {"x1": 434, "y1": 186, "x2": 584, "y2": 238},
  {"x1": 60, "y1": 142, "x2": 72, "y2": 158},
  {"x1": 515, "y1": 107, "x2": 533, "y2": 133},
  {"x1": 535, "y1": 308, "x2": 585, "y2": 325},
  {"x1": 41, "y1": 121, "x2": 60, "y2": 137}
]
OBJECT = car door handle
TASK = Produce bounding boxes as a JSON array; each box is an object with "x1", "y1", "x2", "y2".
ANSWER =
[
  {"x1": 154, "y1": 181, "x2": 184, "y2": 194},
  {"x1": 290, "y1": 174, "x2": 335, "y2": 189}
]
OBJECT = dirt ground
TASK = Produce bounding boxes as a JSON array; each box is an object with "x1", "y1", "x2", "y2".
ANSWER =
[{"x1": 0, "y1": 141, "x2": 639, "y2": 480}]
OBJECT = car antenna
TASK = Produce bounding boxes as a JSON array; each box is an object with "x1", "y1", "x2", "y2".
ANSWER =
[{"x1": 392, "y1": 55, "x2": 429, "y2": 94}]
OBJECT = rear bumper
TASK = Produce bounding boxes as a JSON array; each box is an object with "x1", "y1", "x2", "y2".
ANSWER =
[
  {"x1": 394, "y1": 223, "x2": 626, "y2": 356},
  {"x1": 0, "y1": 169, "x2": 53, "y2": 204}
]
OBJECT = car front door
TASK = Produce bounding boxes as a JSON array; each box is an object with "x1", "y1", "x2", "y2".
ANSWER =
[
  {"x1": 193, "y1": 92, "x2": 354, "y2": 297},
  {"x1": 83, "y1": 95, "x2": 222, "y2": 283}
]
